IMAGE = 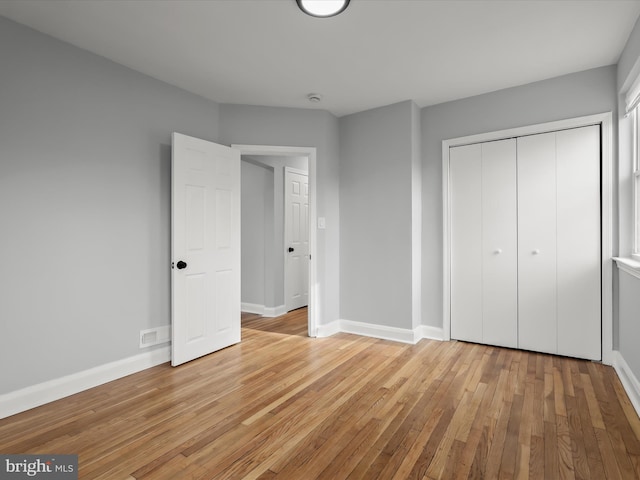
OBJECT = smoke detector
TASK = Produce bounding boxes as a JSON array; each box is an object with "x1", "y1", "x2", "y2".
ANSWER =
[{"x1": 307, "y1": 93, "x2": 323, "y2": 103}]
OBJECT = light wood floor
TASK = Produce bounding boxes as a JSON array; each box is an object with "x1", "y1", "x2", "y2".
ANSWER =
[{"x1": 2, "y1": 308, "x2": 640, "y2": 479}]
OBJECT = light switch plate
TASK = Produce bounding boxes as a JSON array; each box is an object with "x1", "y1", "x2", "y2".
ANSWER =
[{"x1": 318, "y1": 217, "x2": 326, "y2": 229}]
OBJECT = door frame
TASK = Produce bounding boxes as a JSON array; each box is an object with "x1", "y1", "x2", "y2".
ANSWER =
[
  {"x1": 442, "y1": 112, "x2": 614, "y2": 365},
  {"x1": 232, "y1": 144, "x2": 317, "y2": 337}
]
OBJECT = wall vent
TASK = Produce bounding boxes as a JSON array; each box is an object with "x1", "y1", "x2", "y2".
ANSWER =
[{"x1": 139, "y1": 325, "x2": 170, "y2": 348}]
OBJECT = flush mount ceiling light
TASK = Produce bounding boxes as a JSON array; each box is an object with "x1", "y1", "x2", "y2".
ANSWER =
[{"x1": 296, "y1": 0, "x2": 350, "y2": 18}]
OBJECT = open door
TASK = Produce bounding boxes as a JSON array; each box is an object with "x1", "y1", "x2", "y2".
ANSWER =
[
  {"x1": 284, "y1": 167, "x2": 309, "y2": 311},
  {"x1": 171, "y1": 133, "x2": 241, "y2": 366}
]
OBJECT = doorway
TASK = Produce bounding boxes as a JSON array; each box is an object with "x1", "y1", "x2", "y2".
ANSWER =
[{"x1": 234, "y1": 145, "x2": 317, "y2": 337}]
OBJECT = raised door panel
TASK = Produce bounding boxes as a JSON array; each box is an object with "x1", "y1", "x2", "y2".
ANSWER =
[
  {"x1": 481, "y1": 139, "x2": 518, "y2": 348},
  {"x1": 517, "y1": 132, "x2": 558, "y2": 355},
  {"x1": 450, "y1": 144, "x2": 483, "y2": 343},
  {"x1": 556, "y1": 126, "x2": 601, "y2": 360}
]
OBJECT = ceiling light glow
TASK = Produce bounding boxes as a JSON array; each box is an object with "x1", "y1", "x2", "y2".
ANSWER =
[{"x1": 296, "y1": 0, "x2": 350, "y2": 18}]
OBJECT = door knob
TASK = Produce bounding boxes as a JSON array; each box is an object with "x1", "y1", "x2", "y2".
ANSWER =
[
  {"x1": 288, "y1": 247, "x2": 295, "y2": 253},
  {"x1": 494, "y1": 249, "x2": 503, "y2": 255},
  {"x1": 532, "y1": 249, "x2": 540, "y2": 255},
  {"x1": 176, "y1": 260, "x2": 187, "y2": 269}
]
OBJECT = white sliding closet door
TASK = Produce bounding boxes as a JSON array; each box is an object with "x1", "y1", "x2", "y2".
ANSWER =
[{"x1": 450, "y1": 139, "x2": 517, "y2": 348}]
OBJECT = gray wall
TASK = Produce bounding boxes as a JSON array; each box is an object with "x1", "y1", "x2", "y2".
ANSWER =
[
  {"x1": 219, "y1": 105, "x2": 341, "y2": 324},
  {"x1": 0, "y1": 17, "x2": 221, "y2": 393},
  {"x1": 421, "y1": 65, "x2": 618, "y2": 328},
  {"x1": 618, "y1": 15, "x2": 640, "y2": 95},
  {"x1": 619, "y1": 272, "x2": 640, "y2": 378},
  {"x1": 241, "y1": 160, "x2": 273, "y2": 306},
  {"x1": 339, "y1": 101, "x2": 417, "y2": 329}
]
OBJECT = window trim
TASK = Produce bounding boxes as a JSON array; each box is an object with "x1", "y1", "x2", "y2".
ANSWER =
[{"x1": 633, "y1": 109, "x2": 640, "y2": 261}]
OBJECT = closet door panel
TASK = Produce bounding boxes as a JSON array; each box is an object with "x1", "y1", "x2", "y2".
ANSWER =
[
  {"x1": 450, "y1": 144, "x2": 483, "y2": 343},
  {"x1": 517, "y1": 133, "x2": 557, "y2": 355},
  {"x1": 481, "y1": 139, "x2": 518, "y2": 348},
  {"x1": 556, "y1": 126, "x2": 601, "y2": 360}
]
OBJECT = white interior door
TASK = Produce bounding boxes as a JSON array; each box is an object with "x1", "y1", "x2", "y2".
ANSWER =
[
  {"x1": 284, "y1": 167, "x2": 309, "y2": 311},
  {"x1": 171, "y1": 133, "x2": 241, "y2": 367}
]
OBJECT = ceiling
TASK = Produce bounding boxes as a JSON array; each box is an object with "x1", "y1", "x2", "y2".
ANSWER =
[{"x1": 1, "y1": 0, "x2": 639, "y2": 117}]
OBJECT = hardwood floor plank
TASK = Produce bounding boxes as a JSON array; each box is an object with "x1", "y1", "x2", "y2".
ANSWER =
[
  {"x1": 594, "y1": 427, "x2": 624, "y2": 479},
  {"x1": 544, "y1": 420, "x2": 559, "y2": 480},
  {"x1": 532, "y1": 378, "x2": 545, "y2": 438},
  {"x1": 451, "y1": 384, "x2": 495, "y2": 480},
  {"x1": 581, "y1": 373, "x2": 606, "y2": 430},
  {"x1": 402, "y1": 406, "x2": 456, "y2": 480},
  {"x1": 544, "y1": 371, "x2": 556, "y2": 424},
  {"x1": 499, "y1": 393, "x2": 524, "y2": 479},
  {"x1": 484, "y1": 398, "x2": 513, "y2": 480},
  {"x1": 601, "y1": 371, "x2": 640, "y2": 456},
  {"x1": 1, "y1": 308, "x2": 639, "y2": 479},
  {"x1": 562, "y1": 360, "x2": 576, "y2": 398},
  {"x1": 565, "y1": 394, "x2": 592, "y2": 480},
  {"x1": 389, "y1": 408, "x2": 445, "y2": 480},
  {"x1": 529, "y1": 434, "x2": 545, "y2": 480},
  {"x1": 611, "y1": 374, "x2": 640, "y2": 442},
  {"x1": 315, "y1": 417, "x2": 384, "y2": 480},
  {"x1": 555, "y1": 368, "x2": 568, "y2": 417},
  {"x1": 556, "y1": 414, "x2": 576, "y2": 480}
]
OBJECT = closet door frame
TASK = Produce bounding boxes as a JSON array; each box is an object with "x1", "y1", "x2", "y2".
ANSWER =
[{"x1": 442, "y1": 112, "x2": 613, "y2": 365}]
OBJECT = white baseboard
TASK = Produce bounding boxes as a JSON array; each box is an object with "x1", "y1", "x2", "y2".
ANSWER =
[
  {"x1": 612, "y1": 350, "x2": 640, "y2": 418},
  {"x1": 241, "y1": 302, "x2": 266, "y2": 315},
  {"x1": 417, "y1": 325, "x2": 445, "y2": 342},
  {"x1": 316, "y1": 320, "x2": 342, "y2": 338},
  {"x1": 241, "y1": 302, "x2": 287, "y2": 318},
  {"x1": 0, "y1": 346, "x2": 171, "y2": 420},
  {"x1": 316, "y1": 319, "x2": 444, "y2": 345},
  {"x1": 264, "y1": 305, "x2": 287, "y2": 318},
  {"x1": 340, "y1": 319, "x2": 417, "y2": 344}
]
